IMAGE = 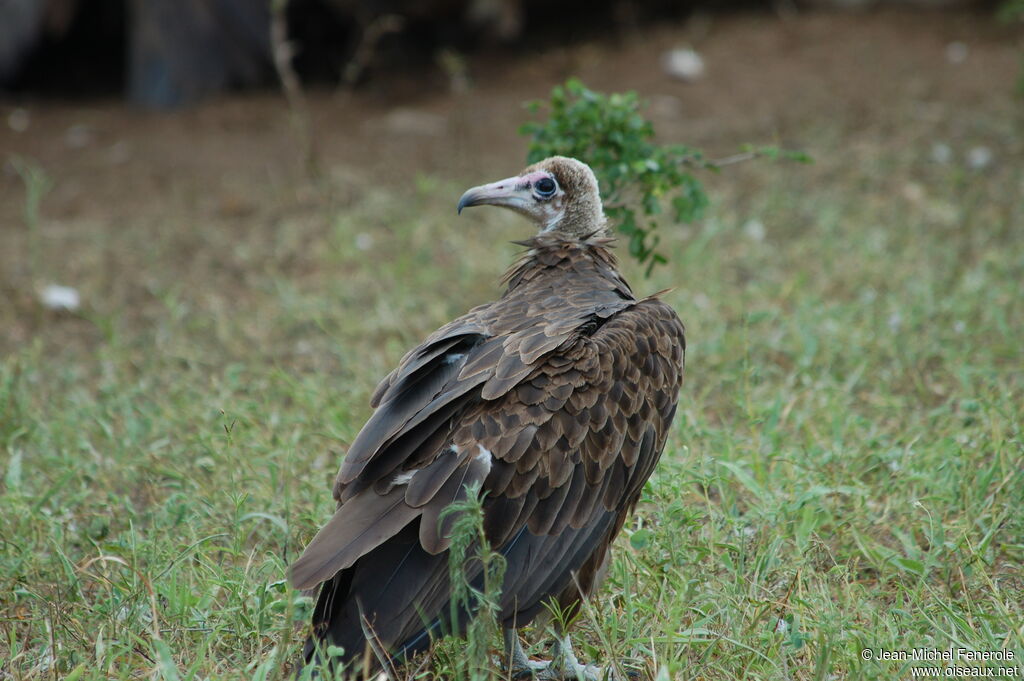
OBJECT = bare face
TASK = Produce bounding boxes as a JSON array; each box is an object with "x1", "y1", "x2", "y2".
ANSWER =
[
  {"x1": 457, "y1": 168, "x2": 566, "y2": 231},
  {"x1": 457, "y1": 157, "x2": 607, "y2": 238}
]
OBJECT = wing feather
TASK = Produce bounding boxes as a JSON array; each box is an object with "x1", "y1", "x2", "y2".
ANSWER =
[
  {"x1": 419, "y1": 455, "x2": 491, "y2": 554},
  {"x1": 548, "y1": 463, "x2": 589, "y2": 534},
  {"x1": 290, "y1": 486, "x2": 420, "y2": 590},
  {"x1": 405, "y1": 448, "x2": 467, "y2": 508}
]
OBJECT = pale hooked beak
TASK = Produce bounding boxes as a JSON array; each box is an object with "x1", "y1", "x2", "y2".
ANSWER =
[{"x1": 457, "y1": 175, "x2": 530, "y2": 215}]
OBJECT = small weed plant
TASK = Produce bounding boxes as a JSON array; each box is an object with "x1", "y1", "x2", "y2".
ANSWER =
[{"x1": 440, "y1": 486, "x2": 507, "y2": 681}]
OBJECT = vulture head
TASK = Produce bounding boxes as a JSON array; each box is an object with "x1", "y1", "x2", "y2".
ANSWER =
[{"x1": 457, "y1": 156, "x2": 607, "y2": 238}]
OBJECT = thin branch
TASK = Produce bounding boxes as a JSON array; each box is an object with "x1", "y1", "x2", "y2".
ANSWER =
[
  {"x1": 707, "y1": 151, "x2": 760, "y2": 167},
  {"x1": 342, "y1": 14, "x2": 406, "y2": 88},
  {"x1": 270, "y1": 0, "x2": 319, "y2": 176}
]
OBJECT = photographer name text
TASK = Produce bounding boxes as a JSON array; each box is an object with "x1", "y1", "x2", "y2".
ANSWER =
[{"x1": 864, "y1": 648, "x2": 1016, "y2": 663}]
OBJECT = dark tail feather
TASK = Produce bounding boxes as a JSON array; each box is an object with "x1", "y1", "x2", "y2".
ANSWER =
[
  {"x1": 297, "y1": 506, "x2": 619, "y2": 678},
  {"x1": 298, "y1": 519, "x2": 457, "y2": 678}
]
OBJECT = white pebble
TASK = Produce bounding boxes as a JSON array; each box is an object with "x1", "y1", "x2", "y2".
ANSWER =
[
  {"x1": 39, "y1": 284, "x2": 81, "y2": 311},
  {"x1": 662, "y1": 48, "x2": 705, "y2": 82},
  {"x1": 742, "y1": 218, "x2": 766, "y2": 242},
  {"x1": 966, "y1": 146, "x2": 993, "y2": 170}
]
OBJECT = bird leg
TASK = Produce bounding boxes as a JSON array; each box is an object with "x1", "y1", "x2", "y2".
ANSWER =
[
  {"x1": 505, "y1": 628, "x2": 548, "y2": 678},
  {"x1": 541, "y1": 636, "x2": 606, "y2": 681},
  {"x1": 503, "y1": 630, "x2": 607, "y2": 681}
]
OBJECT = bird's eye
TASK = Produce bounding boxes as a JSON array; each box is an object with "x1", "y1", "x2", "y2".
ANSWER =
[{"x1": 535, "y1": 177, "x2": 557, "y2": 197}]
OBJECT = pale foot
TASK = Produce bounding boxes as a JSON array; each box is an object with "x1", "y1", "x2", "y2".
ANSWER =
[{"x1": 504, "y1": 630, "x2": 611, "y2": 681}]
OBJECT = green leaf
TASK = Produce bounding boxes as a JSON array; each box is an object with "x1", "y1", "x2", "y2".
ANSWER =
[
  {"x1": 630, "y1": 528, "x2": 653, "y2": 550},
  {"x1": 891, "y1": 556, "x2": 926, "y2": 576},
  {"x1": 153, "y1": 639, "x2": 183, "y2": 681},
  {"x1": 64, "y1": 664, "x2": 87, "y2": 681},
  {"x1": 3, "y1": 448, "x2": 22, "y2": 494}
]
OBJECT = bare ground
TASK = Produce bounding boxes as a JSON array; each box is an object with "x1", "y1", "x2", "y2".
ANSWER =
[{"x1": 0, "y1": 9, "x2": 1021, "y2": 353}]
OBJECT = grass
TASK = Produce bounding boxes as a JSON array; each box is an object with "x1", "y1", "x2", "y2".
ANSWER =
[{"x1": 1, "y1": 94, "x2": 1022, "y2": 679}]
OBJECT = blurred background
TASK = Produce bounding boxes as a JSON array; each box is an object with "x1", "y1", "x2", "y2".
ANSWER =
[
  {"x1": 0, "y1": 0, "x2": 1008, "y2": 108},
  {"x1": 1, "y1": 0, "x2": 1020, "y2": 351},
  {"x1": 1, "y1": 1, "x2": 1022, "y2": 678}
]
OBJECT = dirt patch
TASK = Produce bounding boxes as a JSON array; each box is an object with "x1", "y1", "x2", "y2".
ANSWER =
[
  {"x1": 2, "y1": 10, "x2": 1019, "y2": 212},
  {"x1": 0, "y1": 9, "x2": 1020, "y2": 352}
]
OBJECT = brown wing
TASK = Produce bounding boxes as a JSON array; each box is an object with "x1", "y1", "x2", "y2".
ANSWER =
[
  {"x1": 289, "y1": 284, "x2": 637, "y2": 591},
  {"x1": 475, "y1": 297, "x2": 685, "y2": 622},
  {"x1": 290, "y1": 294, "x2": 683, "y2": 612}
]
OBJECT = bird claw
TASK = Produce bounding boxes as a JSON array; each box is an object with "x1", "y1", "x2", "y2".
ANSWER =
[
  {"x1": 521, "y1": 659, "x2": 607, "y2": 681},
  {"x1": 504, "y1": 631, "x2": 621, "y2": 681}
]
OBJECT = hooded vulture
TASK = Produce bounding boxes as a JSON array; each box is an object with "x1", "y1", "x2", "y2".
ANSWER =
[{"x1": 289, "y1": 156, "x2": 685, "y2": 679}]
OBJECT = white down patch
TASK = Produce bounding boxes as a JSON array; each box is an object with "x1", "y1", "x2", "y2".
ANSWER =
[
  {"x1": 391, "y1": 444, "x2": 461, "y2": 486},
  {"x1": 392, "y1": 470, "x2": 415, "y2": 485},
  {"x1": 444, "y1": 353, "x2": 466, "y2": 365},
  {"x1": 476, "y1": 444, "x2": 493, "y2": 475}
]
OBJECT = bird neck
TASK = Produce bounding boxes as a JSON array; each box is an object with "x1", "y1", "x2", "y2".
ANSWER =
[
  {"x1": 543, "y1": 206, "x2": 609, "y2": 240},
  {"x1": 502, "y1": 233, "x2": 629, "y2": 298}
]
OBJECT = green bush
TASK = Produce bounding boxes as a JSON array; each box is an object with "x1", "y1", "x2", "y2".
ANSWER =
[
  {"x1": 520, "y1": 78, "x2": 808, "y2": 274},
  {"x1": 998, "y1": 0, "x2": 1024, "y2": 21},
  {"x1": 520, "y1": 78, "x2": 707, "y2": 274}
]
